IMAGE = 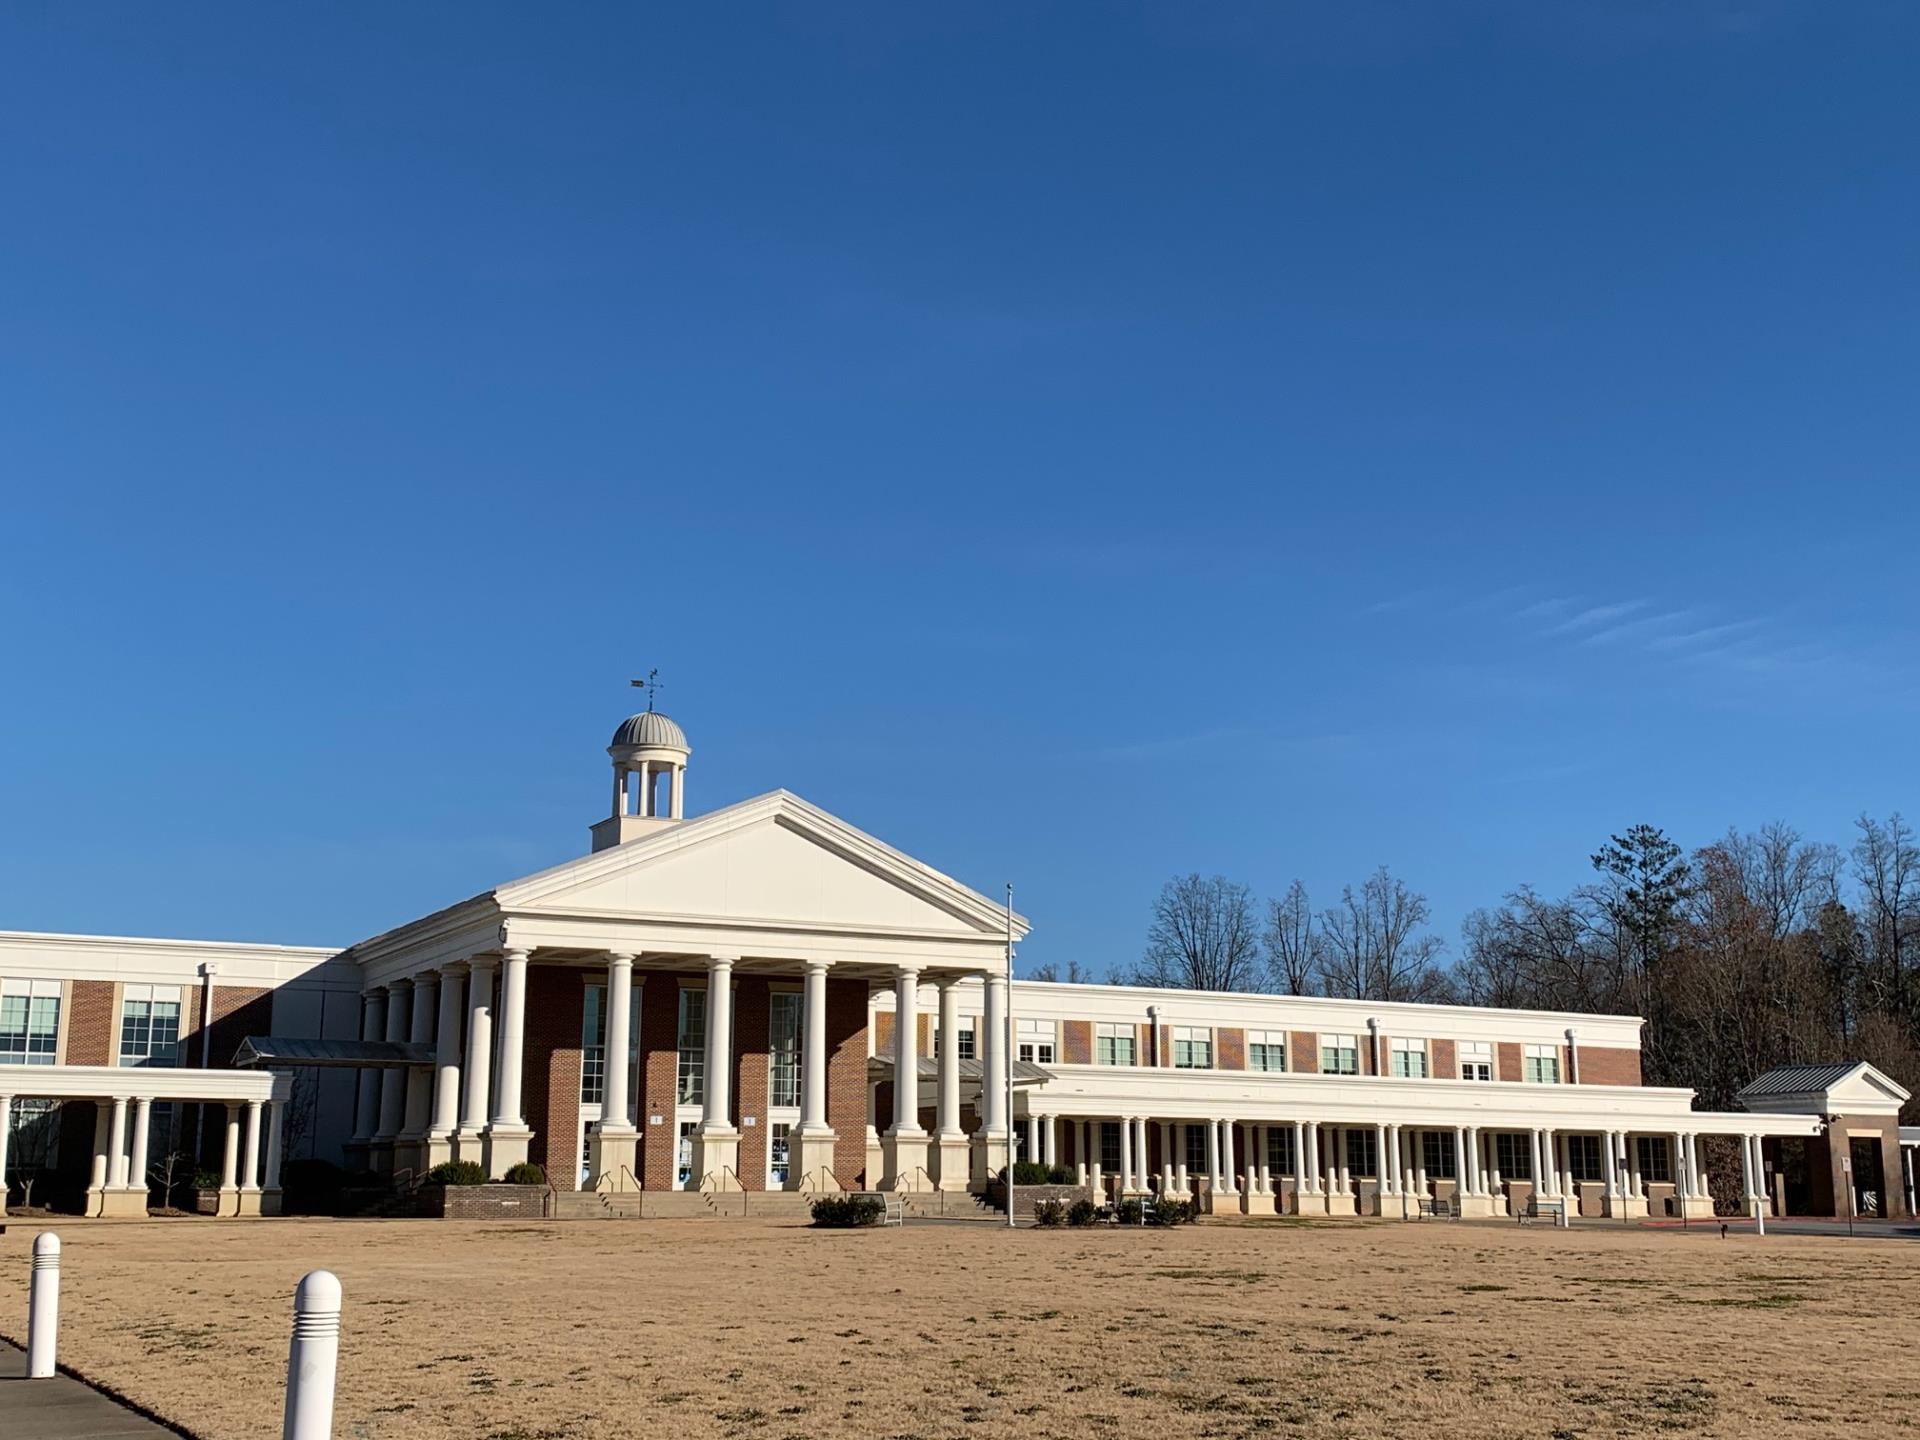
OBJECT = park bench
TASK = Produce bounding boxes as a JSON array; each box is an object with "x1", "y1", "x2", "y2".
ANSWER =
[
  {"x1": 881, "y1": 1194, "x2": 906, "y2": 1226},
  {"x1": 1415, "y1": 1195, "x2": 1459, "y2": 1220},
  {"x1": 1521, "y1": 1196, "x2": 1565, "y2": 1225}
]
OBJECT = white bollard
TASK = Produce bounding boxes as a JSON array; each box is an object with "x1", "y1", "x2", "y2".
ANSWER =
[
  {"x1": 27, "y1": 1232, "x2": 60, "y2": 1378},
  {"x1": 282, "y1": 1269, "x2": 342, "y2": 1440}
]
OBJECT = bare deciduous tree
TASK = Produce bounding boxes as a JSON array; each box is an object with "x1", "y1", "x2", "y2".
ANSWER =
[
  {"x1": 1129, "y1": 874, "x2": 1261, "y2": 992},
  {"x1": 1263, "y1": 880, "x2": 1320, "y2": 995},
  {"x1": 1026, "y1": 959, "x2": 1097, "y2": 984},
  {"x1": 1314, "y1": 867, "x2": 1448, "y2": 1003}
]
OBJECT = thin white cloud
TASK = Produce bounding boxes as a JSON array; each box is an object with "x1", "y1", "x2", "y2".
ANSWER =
[{"x1": 1541, "y1": 600, "x2": 1649, "y2": 636}]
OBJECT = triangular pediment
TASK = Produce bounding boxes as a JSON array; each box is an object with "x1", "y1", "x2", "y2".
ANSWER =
[{"x1": 495, "y1": 791, "x2": 1023, "y2": 941}]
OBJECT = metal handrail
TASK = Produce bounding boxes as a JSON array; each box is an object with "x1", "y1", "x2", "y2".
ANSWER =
[
  {"x1": 696, "y1": 1165, "x2": 746, "y2": 1214},
  {"x1": 592, "y1": 1163, "x2": 643, "y2": 1196}
]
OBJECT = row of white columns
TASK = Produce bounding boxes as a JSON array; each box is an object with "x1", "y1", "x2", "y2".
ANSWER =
[
  {"x1": 1014, "y1": 1118, "x2": 1726, "y2": 1204},
  {"x1": 0, "y1": 1092, "x2": 285, "y2": 1211}
]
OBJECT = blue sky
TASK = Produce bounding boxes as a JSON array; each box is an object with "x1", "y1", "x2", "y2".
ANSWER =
[{"x1": 3, "y1": 5, "x2": 1915, "y2": 973}]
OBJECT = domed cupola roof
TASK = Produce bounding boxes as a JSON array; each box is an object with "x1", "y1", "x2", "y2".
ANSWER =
[{"x1": 610, "y1": 710, "x2": 688, "y2": 752}]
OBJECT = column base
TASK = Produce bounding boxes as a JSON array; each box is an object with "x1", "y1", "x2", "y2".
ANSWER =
[
  {"x1": 1241, "y1": 1189, "x2": 1278, "y2": 1216},
  {"x1": 864, "y1": 1129, "x2": 883, "y2": 1191},
  {"x1": 91, "y1": 1188, "x2": 150, "y2": 1218},
  {"x1": 932, "y1": 1134, "x2": 972, "y2": 1192},
  {"x1": 1678, "y1": 1194, "x2": 1716, "y2": 1220},
  {"x1": 969, "y1": 1133, "x2": 1009, "y2": 1195},
  {"x1": 879, "y1": 1130, "x2": 931, "y2": 1191},
  {"x1": 453, "y1": 1129, "x2": 486, "y2": 1166},
  {"x1": 1605, "y1": 1193, "x2": 1649, "y2": 1220},
  {"x1": 260, "y1": 1188, "x2": 284, "y2": 1218},
  {"x1": 1457, "y1": 1193, "x2": 1498, "y2": 1219},
  {"x1": 423, "y1": 1132, "x2": 455, "y2": 1170},
  {"x1": 235, "y1": 1189, "x2": 265, "y2": 1217},
  {"x1": 690, "y1": 1129, "x2": 742, "y2": 1190},
  {"x1": 789, "y1": 1130, "x2": 841, "y2": 1192},
  {"x1": 482, "y1": 1127, "x2": 532, "y2": 1178},
  {"x1": 589, "y1": 1127, "x2": 641, "y2": 1191},
  {"x1": 1324, "y1": 1191, "x2": 1358, "y2": 1217},
  {"x1": 218, "y1": 1185, "x2": 243, "y2": 1218}
]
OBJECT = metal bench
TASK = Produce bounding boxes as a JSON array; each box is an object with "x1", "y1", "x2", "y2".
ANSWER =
[
  {"x1": 880, "y1": 1193, "x2": 906, "y2": 1226},
  {"x1": 1415, "y1": 1195, "x2": 1460, "y2": 1220},
  {"x1": 1521, "y1": 1197, "x2": 1565, "y2": 1226}
]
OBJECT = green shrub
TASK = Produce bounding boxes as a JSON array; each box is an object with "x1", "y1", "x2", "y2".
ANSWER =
[
  {"x1": 425, "y1": 1160, "x2": 487, "y2": 1187},
  {"x1": 1011, "y1": 1160, "x2": 1050, "y2": 1184},
  {"x1": 1066, "y1": 1198, "x2": 1097, "y2": 1227},
  {"x1": 1115, "y1": 1197, "x2": 1145, "y2": 1226},
  {"x1": 502, "y1": 1162, "x2": 547, "y2": 1186},
  {"x1": 1147, "y1": 1195, "x2": 1193, "y2": 1227},
  {"x1": 810, "y1": 1195, "x2": 886, "y2": 1228},
  {"x1": 192, "y1": 1169, "x2": 221, "y2": 1191},
  {"x1": 1033, "y1": 1197, "x2": 1068, "y2": 1227}
]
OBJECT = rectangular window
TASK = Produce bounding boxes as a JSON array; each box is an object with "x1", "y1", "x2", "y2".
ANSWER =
[
  {"x1": 118, "y1": 986, "x2": 182, "y2": 1068},
  {"x1": 1421, "y1": 1129, "x2": 1458, "y2": 1179},
  {"x1": 1459, "y1": 1041, "x2": 1494, "y2": 1082},
  {"x1": 1495, "y1": 1132, "x2": 1532, "y2": 1180},
  {"x1": 1265, "y1": 1125, "x2": 1296, "y2": 1176},
  {"x1": 1389, "y1": 1037, "x2": 1429, "y2": 1079},
  {"x1": 769, "y1": 1121, "x2": 791, "y2": 1189},
  {"x1": 769, "y1": 992, "x2": 802, "y2": 1108},
  {"x1": 0, "y1": 981, "x2": 61, "y2": 1065},
  {"x1": 1171, "y1": 1025, "x2": 1212, "y2": 1069},
  {"x1": 1523, "y1": 1043, "x2": 1561, "y2": 1085},
  {"x1": 1495, "y1": 1131, "x2": 1533, "y2": 1180},
  {"x1": 1100, "y1": 1120, "x2": 1123, "y2": 1172},
  {"x1": 1185, "y1": 1123, "x2": 1207, "y2": 1174},
  {"x1": 1016, "y1": 1018, "x2": 1056, "y2": 1066},
  {"x1": 1345, "y1": 1127, "x2": 1378, "y2": 1179},
  {"x1": 1635, "y1": 1135, "x2": 1672, "y2": 1184},
  {"x1": 1320, "y1": 1034, "x2": 1358, "y2": 1075},
  {"x1": 1247, "y1": 1030, "x2": 1288, "y2": 1073},
  {"x1": 677, "y1": 988, "x2": 707, "y2": 1106},
  {"x1": 1094, "y1": 1022, "x2": 1137, "y2": 1067},
  {"x1": 1564, "y1": 1134, "x2": 1604, "y2": 1184},
  {"x1": 956, "y1": 1020, "x2": 976, "y2": 1062},
  {"x1": 6, "y1": 1098, "x2": 61, "y2": 1170},
  {"x1": 580, "y1": 981, "x2": 641, "y2": 1109}
]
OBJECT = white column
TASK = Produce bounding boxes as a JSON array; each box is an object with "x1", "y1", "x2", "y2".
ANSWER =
[
  {"x1": 982, "y1": 974, "x2": 1007, "y2": 1135},
  {"x1": 403, "y1": 974, "x2": 436, "y2": 1136},
  {"x1": 1337, "y1": 1126, "x2": 1351, "y2": 1195},
  {"x1": 1137, "y1": 1117, "x2": 1151, "y2": 1193},
  {"x1": 127, "y1": 1098, "x2": 151, "y2": 1195},
  {"x1": 1454, "y1": 1125, "x2": 1467, "y2": 1197},
  {"x1": 936, "y1": 976, "x2": 964, "y2": 1140},
  {"x1": 431, "y1": 967, "x2": 466, "y2": 1139},
  {"x1": 1603, "y1": 1131, "x2": 1620, "y2": 1199},
  {"x1": 1627, "y1": 1134, "x2": 1643, "y2": 1197},
  {"x1": 353, "y1": 990, "x2": 386, "y2": 1143},
  {"x1": 1305, "y1": 1121, "x2": 1321, "y2": 1193},
  {"x1": 602, "y1": 953, "x2": 636, "y2": 1132},
  {"x1": 702, "y1": 955, "x2": 737, "y2": 1133},
  {"x1": 492, "y1": 948, "x2": 529, "y2": 1128},
  {"x1": 1670, "y1": 1131, "x2": 1688, "y2": 1197},
  {"x1": 1689, "y1": 1132, "x2": 1705, "y2": 1198},
  {"x1": 1025, "y1": 1113, "x2": 1039, "y2": 1159},
  {"x1": 1466, "y1": 1126, "x2": 1482, "y2": 1196},
  {"x1": 1162, "y1": 1120, "x2": 1176, "y2": 1193},
  {"x1": 264, "y1": 1099, "x2": 286, "y2": 1191},
  {"x1": 1412, "y1": 1128, "x2": 1426, "y2": 1192},
  {"x1": 1738, "y1": 1132, "x2": 1757, "y2": 1202},
  {"x1": 242, "y1": 1099, "x2": 264, "y2": 1192},
  {"x1": 799, "y1": 959, "x2": 831, "y2": 1133},
  {"x1": 1258, "y1": 1125, "x2": 1272, "y2": 1195},
  {"x1": 1076, "y1": 1119, "x2": 1089, "y2": 1186},
  {"x1": 461, "y1": 958, "x2": 496, "y2": 1134},
  {"x1": 106, "y1": 1097, "x2": 130, "y2": 1190},
  {"x1": 220, "y1": 1104, "x2": 242, "y2": 1190},
  {"x1": 376, "y1": 980, "x2": 410, "y2": 1140},
  {"x1": 1292, "y1": 1119, "x2": 1306, "y2": 1192},
  {"x1": 888, "y1": 965, "x2": 922, "y2": 1136},
  {"x1": 1205, "y1": 1115, "x2": 1221, "y2": 1189},
  {"x1": 635, "y1": 762, "x2": 651, "y2": 816},
  {"x1": 1222, "y1": 1118, "x2": 1238, "y2": 1194},
  {"x1": 669, "y1": 764, "x2": 685, "y2": 819},
  {"x1": 1119, "y1": 1114, "x2": 1134, "y2": 1193},
  {"x1": 1375, "y1": 1123, "x2": 1390, "y2": 1197}
]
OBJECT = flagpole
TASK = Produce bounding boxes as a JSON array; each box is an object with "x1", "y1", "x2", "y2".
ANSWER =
[{"x1": 1006, "y1": 882, "x2": 1016, "y2": 1230}]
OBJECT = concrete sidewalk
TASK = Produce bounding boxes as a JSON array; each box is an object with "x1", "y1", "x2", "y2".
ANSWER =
[{"x1": 0, "y1": 1340, "x2": 189, "y2": 1438}]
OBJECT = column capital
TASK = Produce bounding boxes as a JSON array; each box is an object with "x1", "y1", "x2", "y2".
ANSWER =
[
  {"x1": 706, "y1": 952, "x2": 741, "y2": 969},
  {"x1": 500, "y1": 945, "x2": 531, "y2": 964},
  {"x1": 802, "y1": 956, "x2": 834, "y2": 975},
  {"x1": 606, "y1": 950, "x2": 636, "y2": 967},
  {"x1": 468, "y1": 953, "x2": 498, "y2": 974},
  {"x1": 932, "y1": 970, "x2": 963, "y2": 990}
]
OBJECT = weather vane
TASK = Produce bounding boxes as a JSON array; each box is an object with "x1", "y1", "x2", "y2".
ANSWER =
[{"x1": 630, "y1": 669, "x2": 664, "y2": 712}]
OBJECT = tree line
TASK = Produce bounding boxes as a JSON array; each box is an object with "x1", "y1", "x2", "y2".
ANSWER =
[{"x1": 1038, "y1": 815, "x2": 1920, "y2": 1119}]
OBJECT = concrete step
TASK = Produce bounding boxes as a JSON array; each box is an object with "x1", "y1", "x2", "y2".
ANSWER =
[{"x1": 548, "y1": 1188, "x2": 820, "y2": 1219}]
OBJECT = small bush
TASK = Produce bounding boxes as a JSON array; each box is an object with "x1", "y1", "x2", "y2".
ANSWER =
[
  {"x1": 1011, "y1": 1160, "x2": 1079, "y2": 1185},
  {"x1": 192, "y1": 1170, "x2": 221, "y2": 1191},
  {"x1": 810, "y1": 1195, "x2": 886, "y2": 1228},
  {"x1": 1066, "y1": 1198, "x2": 1098, "y2": 1227},
  {"x1": 1115, "y1": 1197, "x2": 1145, "y2": 1226},
  {"x1": 1147, "y1": 1195, "x2": 1192, "y2": 1226},
  {"x1": 1033, "y1": 1197, "x2": 1068, "y2": 1227},
  {"x1": 425, "y1": 1160, "x2": 487, "y2": 1187},
  {"x1": 502, "y1": 1162, "x2": 547, "y2": 1186}
]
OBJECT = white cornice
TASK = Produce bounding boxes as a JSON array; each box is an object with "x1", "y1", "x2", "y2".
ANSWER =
[{"x1": 0, "y1": 1063, "x2": 291, "y2": 1103}]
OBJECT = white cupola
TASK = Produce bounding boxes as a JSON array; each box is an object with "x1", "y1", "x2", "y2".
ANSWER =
[{"x1": 590, "y1": 678, "x2": 691, "y2": 852}]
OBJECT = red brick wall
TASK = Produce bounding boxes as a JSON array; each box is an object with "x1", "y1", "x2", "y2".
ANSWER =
[
  {"x1": 872, "y1": 1009, "x2": 893, "y2": 1055},
  {"x1": 1156, "y1": 1024, "x2": 1171, "y2": 1067},
  {"x1": 1579, "y1": 1046, "x2": 1642, "y2": 1086},
  {"x1": 1216, "y1": 1027, "x2": 1246, "y2": 1071},
  {"x1": 640, "y1": 972, "x2": 689, "y2": 1190},
  {"x1": 522, "y1": 965, "x2": 587, "y2": 1182},
  {"x1": 1290, "y1": 1030, "x2": 1318, "y2": 1073},
  {"x1": 66, "y1": 980, "x2": 116, "y2": 1066},
  {"x1": 734, "y1": 978, "x2": 771, "y2": 1191},
  {"x1": 1496, "y1": 1042, "x2": 1523, "y2": 1082},
  {"x1": 825, "y1": 977, "x2": 869, "y2": 1188},
  {"x1": 204, "y1": 985, "x2": 273, "y2": 1071},
  {"x1": 1061, "y1": 1020, "x2": 1092, "y2": 1065},
  {"x1": 1431, "y1": 1038, "x2": 1457, "y2": 1080},
  {"x1": 1362, "y1": 1031, "x2": 1380, "y2": 1076}
]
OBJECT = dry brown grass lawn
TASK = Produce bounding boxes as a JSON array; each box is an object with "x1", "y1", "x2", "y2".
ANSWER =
[{"x1": 3, "y1": 1215, "x2": 1916, "y2": 1439}]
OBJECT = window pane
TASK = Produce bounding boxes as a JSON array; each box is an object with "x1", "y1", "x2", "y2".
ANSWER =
[
  {"x1": 677, "y1": 989, "x2": 706, "y2": 1105},
  {"x1": 770, "y1": 993, "x2": 801, "y2": 1108}
]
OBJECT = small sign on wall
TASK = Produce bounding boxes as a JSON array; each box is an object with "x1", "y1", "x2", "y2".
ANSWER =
[
  {"x1": 649, "y1": 1115, "x2": 663, "y2": 1126},
  {"x1": 743, "y1": 1116, "x2": 757, "y2": 1126}
]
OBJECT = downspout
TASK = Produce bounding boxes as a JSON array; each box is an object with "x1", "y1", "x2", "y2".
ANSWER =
[
  {"x1": 194, "y1": 962, "x2": 219, "y2": 1158},
  {"x1": 1367, "y1": 1017, "x2": 1381, "y2": 1076},
  {"x1": 1147, "y1": 1004, "x2": 1160, "y2": 1067},
  {"x1": 1565, "y1": 1027, "x2": 1580, "y2": 1085}
]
